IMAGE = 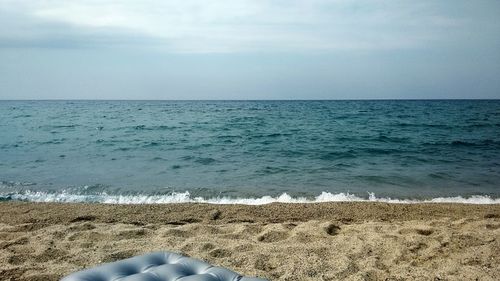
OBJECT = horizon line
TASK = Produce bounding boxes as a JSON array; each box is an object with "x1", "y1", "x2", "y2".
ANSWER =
[{"x1": 1, "y1": 98, "x2": 500, "y2": 102}]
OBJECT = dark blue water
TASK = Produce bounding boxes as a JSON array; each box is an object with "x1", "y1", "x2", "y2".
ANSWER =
[{"x1": 1, "y1": 100, "x2": 499, "y2": 203}]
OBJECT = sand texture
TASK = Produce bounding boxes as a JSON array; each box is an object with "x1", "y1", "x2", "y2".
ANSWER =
[{"x1": 0, "y1": 202, "x2": 499, "y2": 281}]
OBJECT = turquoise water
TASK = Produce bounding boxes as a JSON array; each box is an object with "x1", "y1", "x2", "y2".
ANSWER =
[{"x1": 1, "y1": 100, "x2": 499, "y2": 203}]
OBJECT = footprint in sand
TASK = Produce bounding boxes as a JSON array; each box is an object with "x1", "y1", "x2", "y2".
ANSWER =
[
  {"x1": 68, "y1": 222, "x2": 96, "y2": 232},
  {"x1": 209, "y1": 248, "x2": 232, "y2": 258},
  {"x1": 103, "y1": 250, "x2": 138, "y2": 262},
  {"x1": 485, "y1": 223, "x2": 500, "y2": 230},
  {"x1": 484, "y1": 213, "x2": 500, "y2": 219},
  {"x1": 240, "y1": 224, "x2": 263, "y2": 236},
  {"x1": 117, "y1": 228, "x2": 148, "y2": 240},
  {"x1": 180, "y1": 242, "x2": 195, "y2": 252},
  {"x1": 407, "y1": 242, "x2": 428, "y2": 254},
  {"x1": 162, "y1": 228, "x2": 192, "y2": 238},
  {"x1": 199, "y1": 242, "x2": 216, "y2": 252},
  {"x1": 34, "y1": 248, "x2": 68, "y2": 263},
  {"x1": 399, "y1": 227, "x2": 434, "y2": 236},
  {"x1": 8, "y1": 254, "x2": 28, "y2": 265},
  {"x1": 254, "y1": 254, "x2": 278, "y2": 271},
  {"x1": 324, "y1": 223, "x2": 341, "y2": 236},
  {"x1": 21, "y1": 273, "x2": 59, "y2": 281},
  {"x1": 189, "y1": 225, "x2": 225, "y2": 235},
  {"x1": 257, "y1": 230, "x2": 289, "y2": 243},
  {"x1": 415, "y1": 228, "x2": 434, "y2": 236},
  {"x1": 70, "y1": 215, "x2": 96, "y2": 223}
]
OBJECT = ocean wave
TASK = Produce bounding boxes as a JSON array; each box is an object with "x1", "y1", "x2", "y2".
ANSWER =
[
  {"x1": 420, "y1": 139, "x2": 500, "y2": 147},
  {"x1": 1, "y1": 191, "x2": 499, "y2": 205}
]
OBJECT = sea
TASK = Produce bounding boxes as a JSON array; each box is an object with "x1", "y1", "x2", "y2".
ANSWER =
[{"x1": 1, "y1": 100, "x2": 499, "y2": 204}]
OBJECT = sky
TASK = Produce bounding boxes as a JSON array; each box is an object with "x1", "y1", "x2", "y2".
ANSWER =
[{"x1": 0, "y1": 0, "x2": 499, "y2": 100}]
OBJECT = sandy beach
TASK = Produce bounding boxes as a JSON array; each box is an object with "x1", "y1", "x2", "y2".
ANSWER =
[{"x1": 0, "y1": 202, "x2": 499, "y2": 280}]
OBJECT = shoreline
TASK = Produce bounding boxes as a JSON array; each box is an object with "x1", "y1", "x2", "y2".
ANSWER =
[
  {"x1": 3, "y1": 190, "x2": 500, "y2": 205},
  {"x1": 1, "y1": 202, "x2": 499, "y2": 280},
  {"x1": 1, "y1": 201, "x2": 499, "y2": 224}
]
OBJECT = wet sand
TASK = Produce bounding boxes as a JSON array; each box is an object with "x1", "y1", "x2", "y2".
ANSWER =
[{"x1": 0, "y1": 202, "x2": 499, "y2": 280}]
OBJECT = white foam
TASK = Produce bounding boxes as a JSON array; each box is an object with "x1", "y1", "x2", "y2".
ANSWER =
[{"x1": 2, "y1": 190, "x2": 499, "y2": 205}]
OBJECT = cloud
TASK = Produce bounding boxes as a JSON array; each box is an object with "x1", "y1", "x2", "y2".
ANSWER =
[{"x1": 0, "y1": 0, "x2": 472, "y2": 53}]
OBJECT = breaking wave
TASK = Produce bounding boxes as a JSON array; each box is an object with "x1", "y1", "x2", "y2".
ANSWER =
[{"x1": 1, "y1": 191, "x2": 499, "y2": 205}]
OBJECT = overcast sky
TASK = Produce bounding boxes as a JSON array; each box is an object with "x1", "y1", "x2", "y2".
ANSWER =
[{"x1": 1, "y1": 0, "x2": 499, "y2": 99}]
